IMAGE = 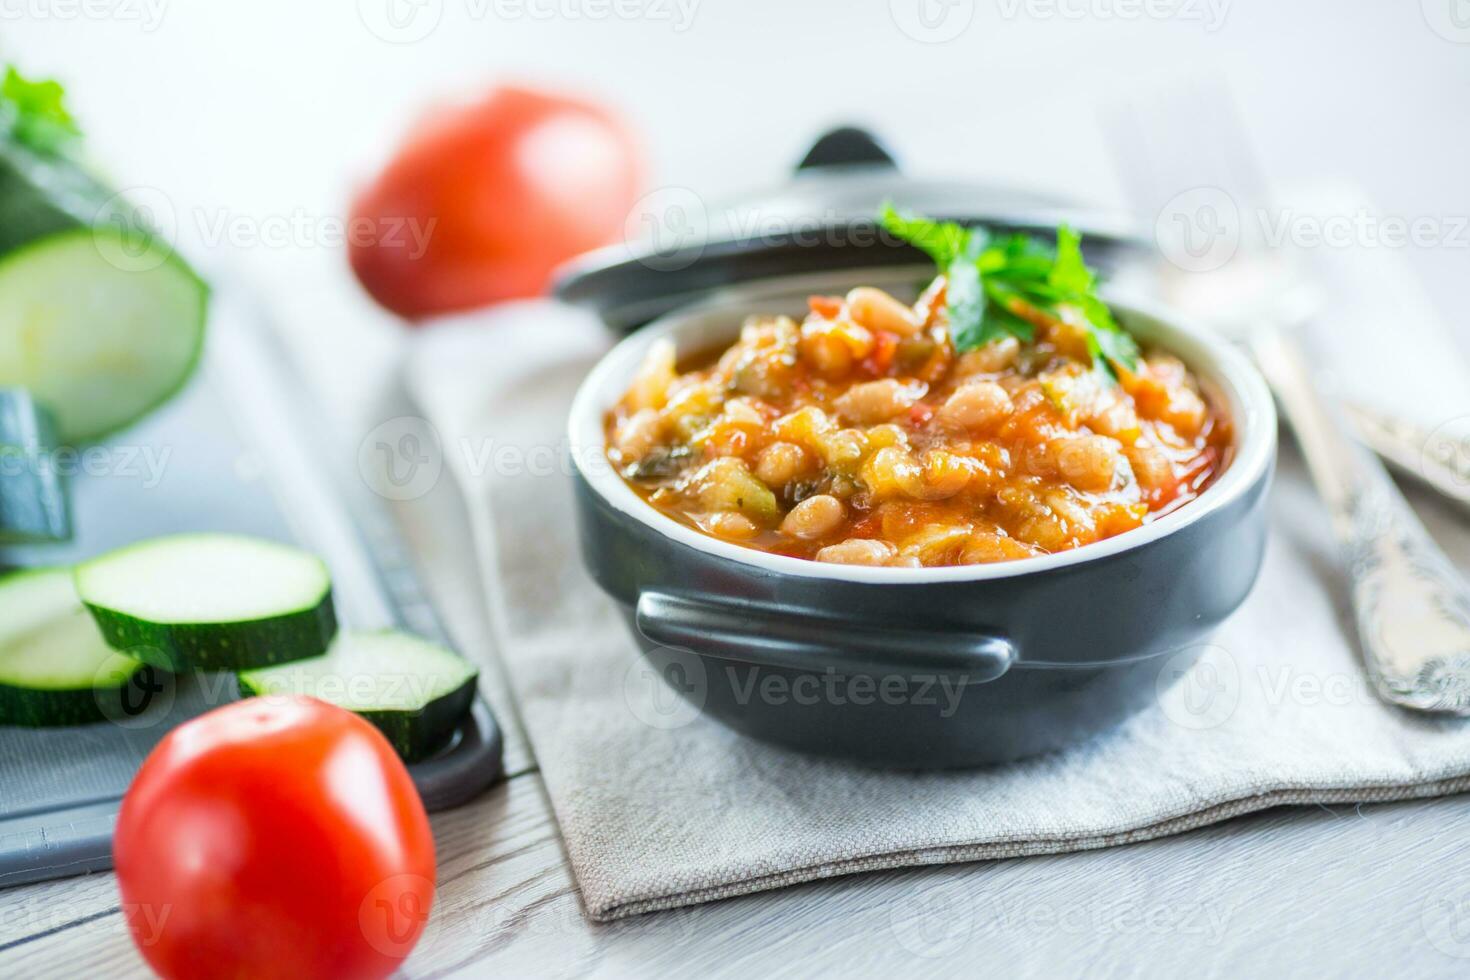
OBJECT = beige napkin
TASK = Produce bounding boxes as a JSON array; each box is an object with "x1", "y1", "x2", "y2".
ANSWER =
[{"x1": 407, "y1": 233, "x2": 1470, "y2": 922}]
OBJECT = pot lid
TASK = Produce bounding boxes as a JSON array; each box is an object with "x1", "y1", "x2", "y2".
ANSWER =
[{"x1": 553, "y1": 127, "x2": 1147, "y2": 332}]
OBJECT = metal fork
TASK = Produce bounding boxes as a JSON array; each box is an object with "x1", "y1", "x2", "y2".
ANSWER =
[{"x1": 1106, "y1": 82, "x2": 1470, "y2": 714}]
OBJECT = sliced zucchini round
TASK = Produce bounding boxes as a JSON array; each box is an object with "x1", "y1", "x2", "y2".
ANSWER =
[
  {"x1": 238, "y1": 630, "x2": 478, "y2": 762},
  {"x1": 75, "y1": 533, "x2": 337, "y2": 671},
  {"x1": 0, "y1": 227, "x2": 207, "y2": 444},
  {"x1": 0, "y1": 131, "x2": 209, "y2": 444},
  {"x1": 0, "y1": 567, "x2": 150, "y2": 727}
]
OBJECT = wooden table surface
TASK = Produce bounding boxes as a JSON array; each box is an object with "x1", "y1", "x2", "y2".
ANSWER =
[{"x1": 6, "y1": 466, "x2": 1470, "y2": 979}]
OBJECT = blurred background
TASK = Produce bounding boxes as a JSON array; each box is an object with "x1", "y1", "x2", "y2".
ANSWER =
[{"x1": 8, "y1": 0, "x2": 1467, "y2": 419}]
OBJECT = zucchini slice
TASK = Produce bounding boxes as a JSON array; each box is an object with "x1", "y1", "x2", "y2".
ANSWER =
[
  {"x1": 0, "y1": 567, "x2": 149, "y2": 727},
  {"x1": 0, "y1": 138, "x2": 208, "y2": 443},
  {"x1": 75, "y1": 533, "x2": 337, "y2": 671},
  {"x1": 0, "y1": 387, "x2": 68, "y2": 543},
  {"x1": 238, "y1": 630, "x2": 479, "y2": 762}
]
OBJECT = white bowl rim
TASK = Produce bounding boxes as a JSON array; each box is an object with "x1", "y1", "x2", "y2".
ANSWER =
[{"x1": 567, "y1": 269, "x2": 1277, "y2": 584}]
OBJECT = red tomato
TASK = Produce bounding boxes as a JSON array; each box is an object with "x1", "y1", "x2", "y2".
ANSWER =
[
  {"x1": 862, "y1": 331, "x2": 899, "y2": 376},
  {"x1": 349, "y1": 84, "x2": 642, "y2": 320},
  {"x1": 806, "y1": 295, "x2": 843, "y2": 320},
  {"x1": 115, "y1": 696, "x2": 436, "y2": 980}
]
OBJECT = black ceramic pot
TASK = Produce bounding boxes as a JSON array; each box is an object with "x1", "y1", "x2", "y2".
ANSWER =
[{"x1": 556, "y1": 131, "x2": 1277, "y2": 768}]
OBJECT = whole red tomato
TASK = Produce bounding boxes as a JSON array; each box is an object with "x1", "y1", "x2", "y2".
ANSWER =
[
  {"x1": 115, "y1": 696, "x2": 436, "y2": 980},
  {"x1": 349, "y1": 84, "x2": 642, "y2": 320}
]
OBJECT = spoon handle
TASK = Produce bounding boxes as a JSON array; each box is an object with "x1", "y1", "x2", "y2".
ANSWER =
[
  {"x1": 1343, "y1": 401, "x2": 1470, "y2": 515},
  {"x1": 1250, "y1": 327, "x2": 1470, "y2": 714}
]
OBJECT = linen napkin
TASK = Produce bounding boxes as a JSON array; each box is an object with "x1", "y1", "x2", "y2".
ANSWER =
[{"x1": 407, "y1": 228, "x2": 1470, "y2": 922}]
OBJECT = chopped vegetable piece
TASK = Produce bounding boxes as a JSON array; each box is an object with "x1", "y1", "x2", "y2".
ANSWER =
[
  {"x1": 0, "y1": 567, "x2": 149, "y2": 727},
  {"x1": 238, "y1": 630, "x2": 478, "y2": 762},
  {"x1": 75, "y1": 533, "x2": 336, "y2": 670}
]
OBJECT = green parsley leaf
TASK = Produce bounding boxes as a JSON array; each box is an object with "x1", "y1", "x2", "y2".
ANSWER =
[
  {"x1": 978, "y1": 280, "x2": 1035, "y2": 345},
  {"x1": 877, "y1": 207, "x2": 1139, "y2": 380},
  {"x1": 882, "y1": 203, "x2": 998, "y2": 350},
  {"x1": 1048, "y1": 224, "x2": 1094, "y2": 295},
  {"x1": 943, "y1": 255, "x2": 987, "y2": 351},
  {"x1": 1090, "y1": 310, "x2": 1141, "y2": 372},
  {"x1": 981, "y1": 235, "x2": 1052, "y2": 282},
  {"x1": 879, "y1": 203, "x2": 979, "y2": 268},
  {"x1": 1, "y1": 66, "x2": 81, "y2": 156}
]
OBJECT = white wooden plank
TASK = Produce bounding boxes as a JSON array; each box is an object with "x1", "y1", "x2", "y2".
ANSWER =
[
  {"x1": 0, "y1": 771, "x2": 585, "y2": 979},
  {"x1": 6, "y1": 779, "x2": 1470, "y2": 977},
  {"x1": 390, "y1": 474, "x2": 535, "y2": 777},
  {"x1": 0, "y1": 872, "x2": 119, "y2": 949}
]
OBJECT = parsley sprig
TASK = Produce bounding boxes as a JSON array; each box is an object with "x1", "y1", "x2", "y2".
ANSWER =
[
  {"x1": 879, "y1": 205, "x2": 1139, "y2": 379},
  {"x1": 0, "y1": 66, "x2": 81, "y2": 157}
]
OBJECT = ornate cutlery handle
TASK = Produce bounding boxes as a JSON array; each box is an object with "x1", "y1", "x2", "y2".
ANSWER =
[{"x1": 1250, "y1": 327, "x2": 1470, "y2": 714}]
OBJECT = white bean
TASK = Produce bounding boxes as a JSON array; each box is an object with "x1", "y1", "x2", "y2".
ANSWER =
[
  {"x1": 614, "y1": 409, "x2": 664, "y2": 459},
  {"x1": 937, "y1": 381, "x2": 1012, "y2": 433},
  {"x1": 816, "y1": 539, "x2": 897, "y2": 565},
  {"x1": 845, "y1": 287, "x2": 921, "y2": 336},
  {"x1": 755, "y1": 442, "x2": 808, "y2": 487},
  {"x1": 780, "y1": 494, "x2": 845, "y2": 539},
  {"x1": 834, "y1": 379, "x2": 922, "y2": 425}
]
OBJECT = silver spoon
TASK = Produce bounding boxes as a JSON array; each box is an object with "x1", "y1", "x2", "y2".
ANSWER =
[
  {"x1": 1233, "y1": 275, "x2": 1470, "y2": 713},
  {"x1": 1108, "y1": 85, "x2": 1470, "y2": 715}
]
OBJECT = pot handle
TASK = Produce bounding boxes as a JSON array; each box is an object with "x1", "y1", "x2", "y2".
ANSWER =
[
  {"x1": 635, "y1": 591, "x2": 1015, "y2": 683},
  {"x1": 796, "y1": 126, "x2": 899, "y2": 172}
]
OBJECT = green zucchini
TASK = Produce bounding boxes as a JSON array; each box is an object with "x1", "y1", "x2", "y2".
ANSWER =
[
  {"x1": 238, "y1": 630, "x2": 479, "y2": 762},
  {"x1": 75, "y1": 533, "x2": 337, "y2": 671},
  {"x1": 0, "y1": 69, "x2": 207, "y2": 443},
  {"x1": 0, "y1": 567, "x2": 150, "y2": 727},
  {"x1": 0, "y1": 387, "x2": 68, "y2": 542}
]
